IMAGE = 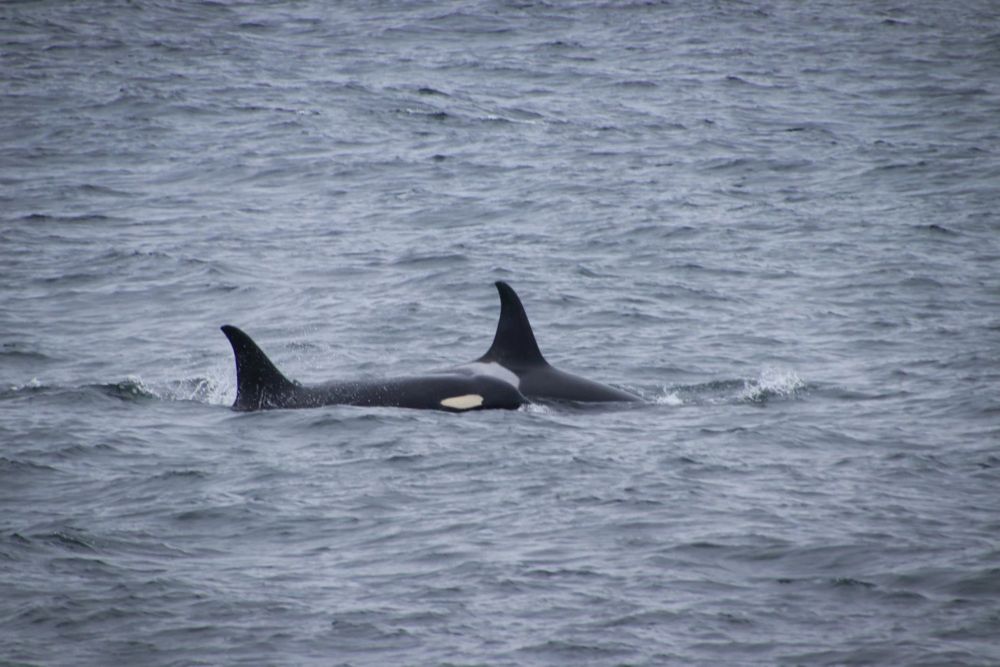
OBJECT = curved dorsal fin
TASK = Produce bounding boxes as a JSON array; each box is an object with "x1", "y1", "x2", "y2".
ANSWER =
[
  {"x1": 479, "y1": 281, "x2": 548, "y2": 368},
  {"x1": 221, "y1": 325, "x2": 297, "y2": 410}
]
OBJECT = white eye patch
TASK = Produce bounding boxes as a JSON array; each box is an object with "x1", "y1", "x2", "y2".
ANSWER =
[{"x1": 440, "y1": 394, "x2": 484, "y2": 410}]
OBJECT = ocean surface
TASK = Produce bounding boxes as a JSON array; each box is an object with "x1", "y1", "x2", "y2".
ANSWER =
[{"x1": 2, "y1": 1, "x2": 999, "y2": 665}]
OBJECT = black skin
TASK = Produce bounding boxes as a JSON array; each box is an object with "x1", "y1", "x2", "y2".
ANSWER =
[
  {"x1": 221, "y1": 325, "x2": 525, "y2": 412},
  {"x1": 471, "y1": 281, "x2": 642, "y2": 403},
  {"x1": 220, "y1": 281, "x2": 640, "y2": 413}
]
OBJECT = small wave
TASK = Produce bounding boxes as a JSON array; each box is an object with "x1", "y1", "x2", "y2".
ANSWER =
[
  {"x1": 924, "y1": 223, "x2": 959, "y2": 236},
  {"x1": 18, "y1": 212, "x2": 120, "y2": 224},
  {"x1": 0, "y1": 457, "x2": 59, "y2": 476},
  {"x1": 93, "y1": 377, "x2": 158, "y2": 402},
  {"x1": 615, "y1": 79, "x2": 659, "y2": 89},
  {"x1": 5, "y1": 375, "x2": 234, "y2": 408},
  {"x1": 0, "y1": 343, "x2": 52, "y2": 362},
  {"x1": 518, "y1": 638, "x2": 633, "y2": 661},
  {"x1": 391, "y1": 252, "x2": 469, "y2": 267},
  {"x1": 397, "y1": 107, "x2": 450, "y2": 121},
  {"x1": 35, "y1": 530, "x2": 98, "y2": 553},
  {"x1": 151, "y1": 469, "x2": 209, "y2": 481},
  {"x1": 831, "y1": 577, "x2": 877, "y2": 589},
  {"x1": 4, "y1": 377, "x2": 45, "y2": 395},
  {"x1": 662, "y1": 378, "x2": 746, "y2": 405},
  {"x1": 416, "y1": 86, "x2": 449, "y2": 97},
  {"x1": 666, "y1": 371, "x2": 805, "y2": 405}
]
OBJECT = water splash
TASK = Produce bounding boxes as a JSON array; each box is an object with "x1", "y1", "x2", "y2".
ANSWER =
[
  {"x1": 101, "y1": 369, "x2": 235, "y2": 407},
  {"x1": 101, "y1": 376, "x2": 158, "y2": 402},
  {"x1": 7, "y1": 377, "x2": 43, "y2": 393},
  {"x1": 163, "y1": 376, "x2": 233, "y2": 406},
  {"x1": 654, "y1": 391, "x2": 684, "y2": 406},
  {"x1": 158, "y1": 372, "x2": 234, "y2": 406},
  {"x1": 738, "y1": 367, "x2": 805, "y2": 403}
]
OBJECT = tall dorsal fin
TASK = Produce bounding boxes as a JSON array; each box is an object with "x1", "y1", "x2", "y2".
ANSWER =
[
  {"x1": 221, "y1": 325, "x2": 298, "y2": 410},
  {"x1": 479, "y1": 281, "x2": 548, "y2": 368}
]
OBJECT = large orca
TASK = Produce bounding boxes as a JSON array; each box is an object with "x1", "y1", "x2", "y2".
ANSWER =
[
  {"x1": 220, "y1": 325, "x2": 525, "y2": 412},
  {"x1": 220, "y1": 281, "x2": 639, "y2": 413},
  {"x1": 454, "y1": 281, "x2": 641, "y2": 403}
]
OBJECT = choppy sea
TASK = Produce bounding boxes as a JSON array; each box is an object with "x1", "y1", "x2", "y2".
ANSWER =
[{"x1": 2, "y1": 2, "x2": 999, "y2": 665}]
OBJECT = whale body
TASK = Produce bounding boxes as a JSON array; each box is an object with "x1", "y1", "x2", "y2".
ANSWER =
[
  {"x1": 220, "y1": 281, "x2": 639, "y2": 413},
  {"x1": 220, "y1": 325, "x2": 525, "y2": 412}
]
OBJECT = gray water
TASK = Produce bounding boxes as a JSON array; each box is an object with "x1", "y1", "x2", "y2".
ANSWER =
[{"x1": 2, "y1": 1, "x2": 999, "y2": 665}]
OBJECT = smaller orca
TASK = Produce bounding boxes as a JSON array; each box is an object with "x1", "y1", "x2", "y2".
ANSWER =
[
  {"x1": 220, "y1": 325, "x2": 525, "y2": 412},
  {"x1": 453, "y1": 281, "x2": 642, "y2": 403}
]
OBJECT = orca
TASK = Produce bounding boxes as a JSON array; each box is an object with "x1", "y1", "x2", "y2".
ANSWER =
[
  {"x1": 453, "y1": 281, "x2": 642, "y2": 403},
  {"x1": 220, "y1": 281, "x2": 639, "y2": 413},
  {"x1": 220, "y1": 325, "x2": 525, "y2": 412}
]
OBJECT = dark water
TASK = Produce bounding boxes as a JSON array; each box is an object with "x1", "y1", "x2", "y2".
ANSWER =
[{"x1": 3, "y1": 1, "x2": 999, "y2": 665}]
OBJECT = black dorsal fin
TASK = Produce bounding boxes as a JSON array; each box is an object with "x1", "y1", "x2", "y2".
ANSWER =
[
  {"x1": 479, "y1": 281, "x2": 548, "y2": 368},
  {"x1": 221, "y1": 325, "x2": 297, "y2": 410}
]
